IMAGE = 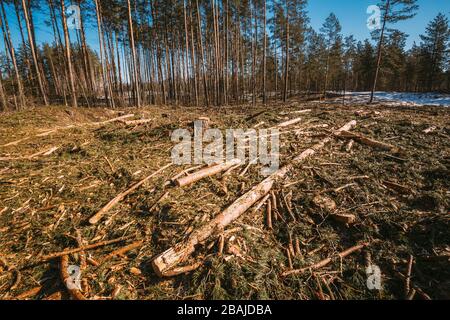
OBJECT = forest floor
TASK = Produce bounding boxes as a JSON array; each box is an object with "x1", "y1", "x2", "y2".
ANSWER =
[{"x1": 0, "y1": 100, "x2": 449, "y2": 300}]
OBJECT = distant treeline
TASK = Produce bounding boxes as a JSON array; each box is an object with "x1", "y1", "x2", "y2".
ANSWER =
[{"x1": 0, "y1": 0, "x2": 449, "y2": 110}]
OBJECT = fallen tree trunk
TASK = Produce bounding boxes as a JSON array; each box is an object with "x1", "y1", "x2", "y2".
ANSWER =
[
  {"x1": 152, "y1": 120, "x2": 357, "y2": 276},
  {"x1": 338, "y1": 130, "x2": 401, "y2": 154},
  {"x1": 274, "y1": 117, "x2": 302, "y2": 128},
  {"x1": 89, "y1": 163, "x2": 172, "y2": 224},
  {"x1": 175, "y1": 159, "x2": 241, "y2": 187},
  {"x1": 121, "y1": 119, "x2": 152, "y2": 126}
]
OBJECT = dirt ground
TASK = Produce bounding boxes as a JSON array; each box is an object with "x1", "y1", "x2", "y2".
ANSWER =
[{"x1": 0, "y1": 101, "x2": 448, "y2": 300}]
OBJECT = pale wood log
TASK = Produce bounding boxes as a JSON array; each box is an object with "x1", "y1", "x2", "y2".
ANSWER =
[
  {"x1": 338, "y1": 130, "x2": 401, "y2": 153},
  {"x1": 175, "y1": 159, "x2": 241, "y2": 187},
  {"x1": 152, "y1": 121, "x2": 357, "y2": 276}
]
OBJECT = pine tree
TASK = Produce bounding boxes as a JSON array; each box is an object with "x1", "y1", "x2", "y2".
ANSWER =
[
  {"x1": 370, "y1": 0, "x2": 418, "y2": 103},
  {"x1": 320, "y1": 13, "x2": 343, "y2": 95},
  {"x1": 382, "y1": 30, "x2": 407, "y2": 91},
  {"x1": 419, "y1": 13, "x2": 450, "y2": 91}
]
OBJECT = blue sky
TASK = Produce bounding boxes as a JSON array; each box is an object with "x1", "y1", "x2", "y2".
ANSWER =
[
  {"x1": 3, "y1": 0, "x2": 450, "y2": 54},
  {"x1": 308, "y1": 0, "x2": 450, "y2": 48}
]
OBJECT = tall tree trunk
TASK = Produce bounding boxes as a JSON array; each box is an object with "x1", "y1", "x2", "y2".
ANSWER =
[
  {"x1": 189, "y1": 2, "x2": 199, "y2": 106},
  {"x1": 93, "y1": 0, "x2": 114, "y2": 107},
  {"x1": 370, "y1": 0, "x2": 390, "y2": 104},
  {"x1": 127, "y1": 0, "x2": 141, "y2": 107},
  {"x1": 13, "y1": 0, "x2": 32, "y2": 84},
  {"x1": 224, "y1": 0, "x2": 229, "y2": 105},
  {"x1": 115, "y1": 32, "x2": 125, "y2": 100},
  {"x1": 21, "y1": 0, "x2": 48, "y2": 105},
  {"x1": 251, "y1": 4, "x2": 256, "y2": 106},
  {"x1": 262, "y1": 0, "x2": 267, "y2": 105},
  {"x1": 77, "y1": 0, "x2": 94, "y2": 96},
  {"x1": 0, "y1": 1, "x2": 26, "y2": 108},
  {"x1": 60, "y1": 0, "x2": 78, "y2": 107},
  {"x1": 196, "y1": 0, "x2": 209, "y2": 107},
  {"x1": 0, "y1": 74, "x2": 7, "y2": 111},
  {"x1": 183, "y1": 0, "x2": 192, "y2": 104},
  {"x1": 283, "y1": 0, "x2": 289, "y2": 103}
]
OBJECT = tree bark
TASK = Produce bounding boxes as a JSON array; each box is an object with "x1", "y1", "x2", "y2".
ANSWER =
[
  {"x1": 370, "y1": 0, "x2": 390, "y2": 104},
  {"x1": 283, "y1": 0, "x2": 289, "y2": 103},
  {"x1": 127, "y1": 0, "x2": 141, "y2": 107},
  {"x1": 60, "y1": 0, "x2": 78, "y2": 108},
  {"x1": 0, "y1": 1, "x2": 26, "y2": 108},
  {"x1": 20, "y1": 0, "x2": 48, "y2": 106},
  {"x1": 262, "y1": 0, "x2": 267, "y2": 104}
]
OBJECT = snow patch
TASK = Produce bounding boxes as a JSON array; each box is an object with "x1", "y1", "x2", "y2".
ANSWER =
[{"x1": 330, "y1": 92, "x2": 450, "y2": 107}]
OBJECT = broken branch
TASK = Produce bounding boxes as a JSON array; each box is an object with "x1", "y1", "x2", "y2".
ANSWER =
[
  {"x1": 89, "y1": 163, "x2": 172, "y2": 224},
  {"x1": 282, "y1": 242, "x2": 369, "y2": 277}
]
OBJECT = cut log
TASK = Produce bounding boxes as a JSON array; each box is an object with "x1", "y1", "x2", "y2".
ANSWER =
[
  {"x1": 152, "y1": 121, "x2": 357, "y2": 276},
  {"x1": 281, "y1": 109, "x2": 312, "y2": 115},
  {"x1": 121, "y1": 119, "x2": 152, "y2": 126},
  {"x1": 312, "y1": 195, "x2": 337, "y2": 212},
  {"x1": 345, "y1": 139, "x2": 354, "y2": 152},
  {"x1": 331, "y1": 213, "x2": 356, "y2": 225},
  {"x1": 423, "y1": 126, "x2": 436, "y2": 134},
  {"x1": 274, "y1": 117, "x2": 302, "y2": 128},
  {"x1": 338, "y1": 130, "x2": 402, "y2": 154},
  {"x1": 90, "y1": 114, "x2": 135, "y2": 126},
  {"x1": 159, "y1": 261, "x2": 203, "y2": 277},
  {"x1": 175, "y1": 159, "x2": 241, "y2": 187},
  {"x1": 89, "y1": 163, "x2": 172, "y2": 224}
]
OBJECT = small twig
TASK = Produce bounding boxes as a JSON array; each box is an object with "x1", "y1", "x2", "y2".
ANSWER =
[
  {"x1": 266, "y1": 199, "x2": 272, "y2": 230},
  {"x1": 14, "y1": 286, "x2": 42, "y2": 300},
  {"x1": 282, "y1": 243, "x2": 369, "y2": 277},
  {"x1": 218, "y1": 235, "x2": 224, "y2": 255},
  {"x1": 103, "y1": 156, "x2": 115, "y2": 173},
  {"x1": 405, "y1": 255, "x2": 414, "y2": 298},
  {"x1": 89, "y1": 163, "x2": 172, "y2": 224},
  {"x1": 39, "y1": 236, "x2": 132, "y2": 261},
  {"x1": 101, "y1": 241, "x2": 143, "y2": 263},
  {"x1": 286, "y1": 248, "x2": 293, "y2": 270}
]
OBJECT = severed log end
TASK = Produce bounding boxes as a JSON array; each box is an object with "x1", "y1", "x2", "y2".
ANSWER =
[
  {"x1": 331, "y1": 213, "x2": 357, "y2": 225},
  {"x1": 151, "y1": 245, "x2": 192, "y2": 277}
]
